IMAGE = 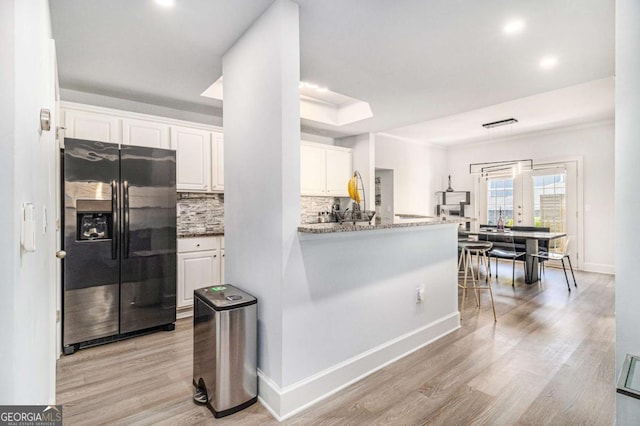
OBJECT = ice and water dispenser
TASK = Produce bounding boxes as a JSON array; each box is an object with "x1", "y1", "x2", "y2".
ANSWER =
[{"x1": 76, "y1": 200, "x2": 112, "y2": 241}]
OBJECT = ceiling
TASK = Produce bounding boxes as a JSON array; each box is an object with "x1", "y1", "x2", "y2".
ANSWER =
[
  {"x1": 49, "y1": 0, "x2": 615, "y2": 142},
  {"x1": 381, "y1": 77, "x2": 615, "y2": 146}
]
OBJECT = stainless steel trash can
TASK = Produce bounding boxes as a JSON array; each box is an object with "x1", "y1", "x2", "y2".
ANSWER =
[{"x1": 193, "y1": 285, "x2": 257, "y2": 418}]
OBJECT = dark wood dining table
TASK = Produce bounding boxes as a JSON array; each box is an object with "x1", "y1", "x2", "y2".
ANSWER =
[{"x1": 458, "y1": 229, "x2": 567, "y2": 284}]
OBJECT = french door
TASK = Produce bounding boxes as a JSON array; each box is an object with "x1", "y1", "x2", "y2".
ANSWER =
[{"x1": 479, "y1": 160, "x2": 580, "y2": 262}]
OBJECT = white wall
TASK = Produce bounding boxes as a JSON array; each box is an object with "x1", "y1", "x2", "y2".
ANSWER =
[
  {"x1": 616, "y1": 0, "x2": 640, "y2": 422},
  {"x1": 278, "y1": 225, "x2": 459, "y2": 418},
  {"x1": 223, "y1": 0, "x2": 300, "y2": 390},
  {"x1": 375, "y1": 134, "x2": 448, "y2": 216},
  {"x1": 446, "y1": 122, "x2": 614, "y2": 273},
  {"x1": 0, "y1": 0, "x2": 57, "y2": 404},
  {"x1": 0, "y1": 0, "x2": 17, "y2": 403}
]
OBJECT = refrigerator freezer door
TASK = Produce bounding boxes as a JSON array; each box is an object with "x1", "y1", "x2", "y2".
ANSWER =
[
  {"x1": 63, "y1": 139, "x2": 120, "y2": 346},
  {"x1": 119, "y1": 145, "x2": 177, "y2": 333}
]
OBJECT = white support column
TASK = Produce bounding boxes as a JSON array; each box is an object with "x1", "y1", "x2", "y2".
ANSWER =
[
  {"x1": 616, "y1": 0, "x2": 640, "y2": 422},
  {"x1": 222, "y1": 0, "x2": 300, "y2": 399}
]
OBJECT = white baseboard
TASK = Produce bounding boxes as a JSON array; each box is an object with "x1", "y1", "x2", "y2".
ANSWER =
[
  {"x1": 176, "y1": 306, "x2": 193, "y2": 319},
  {"x1": 258, "y1": 311, "x2": 460, "y2": 421},
  {"x1": 582, "y1": 262, "x2": 615, "y2": 275}
]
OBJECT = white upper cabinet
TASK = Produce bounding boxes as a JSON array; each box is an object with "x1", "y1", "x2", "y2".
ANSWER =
[
  {"x1": 301, "y1": 142, "x2": 352, "y2": 197},
  {"x1": 301, "y1": 144, "x2": 327, "y2": 195},
  {"x1": 325, "y1": 148, "x2": 352, "y2": 197},
  {"x1": 61, "y1": 103, "x2": 224, "y2": 193},
  {"x1": 211, "y1": 132, "x2": 224, "y2": 191},
  {"x1": 171, "y1": 126, "x2": 212, "y2": 192},
  {"x1": 122, "y1": 118, "x2": 170, "y2": 149},
  {"x1": 64, "y1": 109, "x2": 121, "y2": 143}
]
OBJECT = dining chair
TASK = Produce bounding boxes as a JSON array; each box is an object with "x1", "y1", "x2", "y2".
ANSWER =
[
  {"x1": 531, "y1": 235, "x2": 577, "y2": 292},
  {"x1": 486, "y1": 232, "x2": 526, "y2": 287},
  {"x1": 509, "y1": 226, "x2": 551, "y2": 274}
]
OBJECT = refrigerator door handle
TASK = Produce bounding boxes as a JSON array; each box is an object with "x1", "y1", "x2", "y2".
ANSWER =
[
  {"x1": 123, "y1": 180, "x2": 130, "y2": 259},
  {"x1": 111, "y1": 179, "x2": 118, "y2": 260}
]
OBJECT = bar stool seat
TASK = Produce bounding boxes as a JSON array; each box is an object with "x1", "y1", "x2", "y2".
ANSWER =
[{"x1": 458, "y1": 241, "x2": 496, "y2": 322}]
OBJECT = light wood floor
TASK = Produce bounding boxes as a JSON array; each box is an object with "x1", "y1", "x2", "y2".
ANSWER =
[{"x1": 57, "y1": 265, "x2": 615, "y2": 425}]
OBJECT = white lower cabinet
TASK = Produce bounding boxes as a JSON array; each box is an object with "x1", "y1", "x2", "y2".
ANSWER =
[{"x1": 177, "y1": 236, "x2": 225, "y2": 310}]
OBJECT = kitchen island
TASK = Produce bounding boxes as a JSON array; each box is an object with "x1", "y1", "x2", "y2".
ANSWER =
[{"x1": 266, "y1": 216, "x2": 462, "y2": 415}]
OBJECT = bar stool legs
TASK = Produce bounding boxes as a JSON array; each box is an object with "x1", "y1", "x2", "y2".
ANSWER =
[{"x1": 458, "y1": 243, "x2": 496, "y2": 322}]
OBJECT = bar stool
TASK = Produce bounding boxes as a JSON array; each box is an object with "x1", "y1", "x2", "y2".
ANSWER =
[{"x1": 458, "y1": 241, "x2": 496, "y2": 322}]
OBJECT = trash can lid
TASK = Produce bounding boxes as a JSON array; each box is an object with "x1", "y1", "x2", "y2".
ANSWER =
[{"x1": 194, "y1": 284, "x2": 257, "y2": 311}]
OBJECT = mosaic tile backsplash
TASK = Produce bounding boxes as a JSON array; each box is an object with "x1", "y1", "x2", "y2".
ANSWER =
[
  {"x1": 177, "y1": 193, "x2": 343, "y2": 235},
  {"x1": 177, "y1": 193, "x2": 224, "y2": 236},
  {"x1": 300, "y1": 196, "x2": 342, "y2": 224}
]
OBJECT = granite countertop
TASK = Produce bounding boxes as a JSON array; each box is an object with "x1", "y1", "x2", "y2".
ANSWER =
[
  {"x1": 394, "y1": 213, "x2": 435, "y2": 219},
  {"x1": 177, "y1": 231, "x2": 224, "y2": 238},
  {"x1": 298, "y1": 217, "x2": 474, "y2": 234}
]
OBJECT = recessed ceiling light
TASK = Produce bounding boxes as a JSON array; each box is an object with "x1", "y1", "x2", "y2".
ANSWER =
[
  {"x1": 155, "y1": 0, "x2": 175, "y2": 7},
  {"x1": 503, "y1": 19, "x2": 525, "y2": 34},
  {"x1": 539, "y1": 56, "x2": 558, "y2": 70}
]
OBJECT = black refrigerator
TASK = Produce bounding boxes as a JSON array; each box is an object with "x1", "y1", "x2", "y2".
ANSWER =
[{"x1": 62, "y1": 138, "x2": 176, "y2": 354}]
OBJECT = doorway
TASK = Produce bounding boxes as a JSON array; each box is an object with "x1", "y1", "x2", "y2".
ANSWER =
[{"x1": 375, "y1": 169, "x2": 394, "y2": 222}]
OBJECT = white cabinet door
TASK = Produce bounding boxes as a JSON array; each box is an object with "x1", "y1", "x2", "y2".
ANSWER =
[
  {"x1": 64, "y1": 109, "x2": 121, "y2": 143},
  {"x1": 325, "y1": 149, "x2": 352, "y2": 197},
  {"x1": 171, "y1": 126, "x2": 211, "y2": 192},
  {"x1": 211, "y1": 132, "x2": 224, "y2": 191},
  {"x1": 301, "y1": 144, "x2": 327, "y2": 195},
  {"x1": 177, "y1": 250, "x2": 220, "y2": 308},
  {"x1": 122, "y1": 118, "x2": 170, "y2": 149}
]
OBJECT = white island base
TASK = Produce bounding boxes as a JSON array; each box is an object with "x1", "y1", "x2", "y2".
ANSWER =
[{"x1": 260, "y1": 220, "x2": 461, "y2": 419}]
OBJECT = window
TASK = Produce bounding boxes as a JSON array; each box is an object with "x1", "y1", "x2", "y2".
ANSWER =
[
  {"x1": 487, "y1": 178, "x2": 513, "y2": 226},
  {"x1": 533, "y1": 173, "x2": 566, "y2": 233}
]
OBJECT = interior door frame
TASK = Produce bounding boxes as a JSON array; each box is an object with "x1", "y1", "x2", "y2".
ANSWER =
[{"x1": 475, "y1": 155, "x2": 584, "y2": 270}]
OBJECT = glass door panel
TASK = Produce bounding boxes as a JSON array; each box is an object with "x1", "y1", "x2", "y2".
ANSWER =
[{"x1": 486, "y1": 178, "x2": 513, "y2": 226}]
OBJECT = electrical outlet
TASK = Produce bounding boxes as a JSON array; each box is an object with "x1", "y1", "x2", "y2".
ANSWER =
[{"x1": 416, "y1": 285, "x2": 425, "y2": 303}]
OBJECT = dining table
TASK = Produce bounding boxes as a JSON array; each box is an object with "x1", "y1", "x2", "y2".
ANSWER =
[{"x1": 458, "y1": 229, "x2": 567, "y2": 284}]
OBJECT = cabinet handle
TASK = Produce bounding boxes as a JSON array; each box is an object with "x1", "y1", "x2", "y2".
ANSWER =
[
  {"x1": 196, "y1": 244, "x2": 200, "y2": 247},
  {"x1": 213, "y1": 255, "x2": 217, "y2": 258}
]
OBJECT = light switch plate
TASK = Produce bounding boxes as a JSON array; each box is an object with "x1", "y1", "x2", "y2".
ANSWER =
[{"x1": 21, "y1": 203, "x2": 36, "y2": 252}]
